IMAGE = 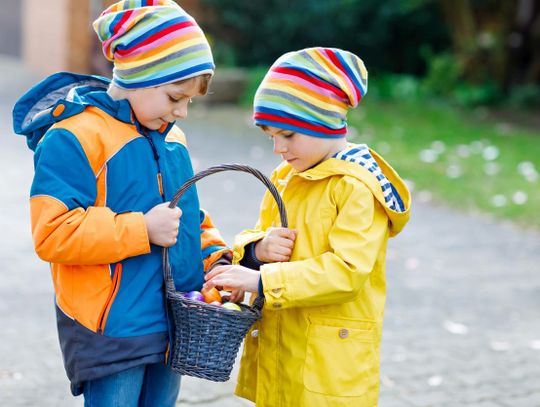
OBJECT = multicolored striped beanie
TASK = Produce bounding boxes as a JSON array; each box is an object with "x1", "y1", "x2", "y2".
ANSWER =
[
  {"x1": 253, "y1": 47, "x2": 368, "y2": 138},
  {"x1": 93, "y1": 0, "x2": 214, "y2": 89}
]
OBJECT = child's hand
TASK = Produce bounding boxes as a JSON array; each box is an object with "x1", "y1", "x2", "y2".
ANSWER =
[
  {"x1": 204, "y1": 265, "x2": 260, "y2": 294},
  {"x1": 221, "y1": 289, "x2": 246, "y2": 304},
  {"x1": 144, "y1": 202, "x2": 182, "y2": 247},
  {"x1": 255, "y1": 227, "x2": 297, "y2": 263}
]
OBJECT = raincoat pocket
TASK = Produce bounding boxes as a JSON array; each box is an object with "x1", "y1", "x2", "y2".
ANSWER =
[{"x1": 303, "y1": 317, "x2": 378, "y2": 397}]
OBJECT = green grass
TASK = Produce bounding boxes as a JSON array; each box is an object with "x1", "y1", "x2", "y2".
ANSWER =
[{"x1": 349, "y1": 99, "x2": 540, "y2": 228}]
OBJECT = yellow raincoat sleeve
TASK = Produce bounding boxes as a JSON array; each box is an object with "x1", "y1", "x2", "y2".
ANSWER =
[{"x1": 260, "y1": 177, "x2": 389, "y2": 310}]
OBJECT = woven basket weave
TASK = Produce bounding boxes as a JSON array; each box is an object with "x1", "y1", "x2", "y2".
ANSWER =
[{"x1": 162, "y1": 164, "x2": 288, "y2": 381}]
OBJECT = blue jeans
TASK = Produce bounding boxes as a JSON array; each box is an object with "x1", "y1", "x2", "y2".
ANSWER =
[{"x1": 83, "y1": 363, "x2": 181, "y2": 407}]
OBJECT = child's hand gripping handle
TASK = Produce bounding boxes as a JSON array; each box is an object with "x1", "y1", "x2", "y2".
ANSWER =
[{"x1": 162, "y1": 164, "x2": 288, "y2": 300}]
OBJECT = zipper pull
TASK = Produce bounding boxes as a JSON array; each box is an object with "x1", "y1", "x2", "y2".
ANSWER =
[{"x1": 157, "y1": 172, "x2": 164, "y2": 197}]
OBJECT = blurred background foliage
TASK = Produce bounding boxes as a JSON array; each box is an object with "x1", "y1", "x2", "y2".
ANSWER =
[{"x1": 199, "y1": 0, "x2": 540, "y2": 109}]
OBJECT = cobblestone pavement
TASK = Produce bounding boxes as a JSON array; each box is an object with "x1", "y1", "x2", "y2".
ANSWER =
[{"x1": 1, "y1": 56, "x2": 539, "y2": 406}]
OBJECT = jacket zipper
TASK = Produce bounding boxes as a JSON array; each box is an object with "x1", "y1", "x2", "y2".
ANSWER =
[
  {"x1": 97, "y1": 263, "x2": 123, "y2": 334},
  {"x1": 143, "y1": 130, "x2": 165, "y2": 200}
]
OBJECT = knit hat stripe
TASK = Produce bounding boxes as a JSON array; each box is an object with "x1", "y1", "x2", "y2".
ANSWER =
[
  {"x1": 116, "y1": 63, "x2": 214, "y2": 89},
  {"x1": 258, "y1": 92, "x2": 345, "y2": 129},
  {"x1": 117, "y1": 31, "x2": 203, "y2": 66},
  {"x1": 325, "y1": 49, "x2": 361, "y2": 105},
  {"x1": 109, "y1": 11, "x2": 184, "y2": 54},
  {"x1": 270, "y1": 73, "x2": 345, "y2": 105},
  {"x1": 255, "y1": 106, "x2": 346, "y2": 135},
  {"x1": 254, "y1": 108, "x2": 347, "y2": 138},
  {"x1": 259, "y1": 88, "x2": 347, "y2": 121},
  {"x1": 116, "y1": 18, "x2": 193, "y2": 55},
  {"x1": 298, "y1": 51, "x2": 345, "y2": 93},
  {"x1": 116, "y1": 49, "x2": 212, "y2": 80},
  {"x1": 350, "y1": 55, "x2": 368, "y2": 92},
  {"x1": 261, "y1": 79, "x2": 348, "y2": 111},
  {"x1": 310, "y1": 51, "x2": 357, "y2": 108},
  {"x1": 253, "y1": 47, "x2": 367, "y2": 138},
  {"x1": 331, "y1": 50, "x2": 368, "y2": 102},
  {"x1": 273, "y1": 66, "x2": 348, "y2": 101},
  {"x1": 94, "y1": 0, "x2": 214, "y2": 89}
]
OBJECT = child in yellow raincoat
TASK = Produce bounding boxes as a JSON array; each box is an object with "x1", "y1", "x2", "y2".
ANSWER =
[{"x1": 205, "y1": 47, "x2": 411, "y2": 407}]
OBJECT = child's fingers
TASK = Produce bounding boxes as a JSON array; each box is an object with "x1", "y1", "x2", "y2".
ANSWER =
[
  {"x1": 276, "y1": 227, "x2": 297, "y2": 240},
  {"x1": 204, "y1": 265, "x2": 229, "y2": 281}
]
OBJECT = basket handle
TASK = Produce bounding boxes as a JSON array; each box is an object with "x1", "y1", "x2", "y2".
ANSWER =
[{"x1": 162, "y1": 163, "x2": 288, "y2": 295}]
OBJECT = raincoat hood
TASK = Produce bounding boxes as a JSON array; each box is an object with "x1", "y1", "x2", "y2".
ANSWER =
[
  {"x1": 293, "y1": 145, "x2": 410, "y2": 236},
  {"x1": 12, "y1": 72, "x2": 134, "y2": 151}
]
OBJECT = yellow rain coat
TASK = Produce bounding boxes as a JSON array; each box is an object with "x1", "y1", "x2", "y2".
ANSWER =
[{"x1": 233, "y1": 148, "x2": 411, "y2": 407}]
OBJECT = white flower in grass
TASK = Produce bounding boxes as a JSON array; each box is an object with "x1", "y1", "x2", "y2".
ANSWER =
[
  {"x1": 431, "y1": 140, "x2": 445, "y2": 154},
  {"x1": 490, "y1": 194, "x2": 507, "y2": 207},
  {"x1": 420, "y1": 149, "x2": 438, "y2": 163},
  {"x1": 526, "y1": 172, "x2": 539, "y2": 182},
  {"x1": 470, "y1": 140, "x2": 484, "y2": 154},
  {"x1": 517, "y1": 161, "x2": 535, "y2": 175},
  {"x1": 512, "y1": 191, "x2": 528, "y2": 205},
  {"x1": 484, "y1": 162, "x2": 500, "y2": 176},
  {"x1": 482, "y1": 146, "x2": 500, "y2": 161},
  {"x1": 517, "y1": 161, "x2": 538, "y2": 182},
  {"x1": 446, "y1": 164, "x2": 463, "y2": 179},
  {"x1": 456, "y1": 144, "x2": 471, "y2": 158}
]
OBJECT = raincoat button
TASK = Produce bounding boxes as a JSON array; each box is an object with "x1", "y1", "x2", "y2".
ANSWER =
[
  {"x1": 273, "y1": 303, "x2": 282, "y2": 309},
  {"x1": 272, "y1": 288, "x2": 281, "y2": 294},
  {"x1": 339, "y1": 328, "x2": 349, "y2": 339},
  {"x1": 251, "y1": 329, "x2": 259, "y2": 338}
]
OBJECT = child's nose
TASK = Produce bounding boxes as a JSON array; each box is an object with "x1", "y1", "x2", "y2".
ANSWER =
[
  {"x1": 273, "y1": 138, "x2": 287, "y2": 154},
  {"x1": 172, "y1": 102, "x2": 189, "y2": 119}
]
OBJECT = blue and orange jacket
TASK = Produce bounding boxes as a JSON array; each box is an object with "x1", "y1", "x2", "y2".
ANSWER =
[{"x1": 12, "y1": 72, "x2": 231, "y2": 395}]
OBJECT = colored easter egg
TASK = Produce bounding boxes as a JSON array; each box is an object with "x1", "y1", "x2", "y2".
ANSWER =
[
  {"x1": 209, "y1": 301, "x2": 222, "y2": 306},
  {"x1": 184, "y1": 291, "x2": 204, "y2": 302},
  {"x1": 222, "y1": 302, "x2": 241, "y2": 312},
  {"x1": 201, "y1": 287, "x2": 222, "y2": 304}
]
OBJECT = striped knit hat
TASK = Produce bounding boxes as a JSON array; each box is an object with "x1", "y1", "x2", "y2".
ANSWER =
[
  {"x1": 93, "y1": 0, "x2": 214, "y2": 89},
  {"x1": 253, "y1": 47, "x2": 368, "y2": 138}
]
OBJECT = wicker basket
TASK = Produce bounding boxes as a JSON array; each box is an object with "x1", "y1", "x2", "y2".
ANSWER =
[{"x1": 162, "y1": 164, "x2": 288, "y2": 381}]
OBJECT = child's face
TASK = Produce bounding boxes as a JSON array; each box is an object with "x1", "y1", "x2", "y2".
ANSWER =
[
  {"x1": 126, "y1": 76, "x2": 206, "y2": 130},
  {"x1": 263, "y1": 126, "x2": 345, "y2": 172}
]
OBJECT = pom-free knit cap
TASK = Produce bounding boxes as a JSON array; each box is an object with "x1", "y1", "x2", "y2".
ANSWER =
[
  {"x1": 253, "y1": 47, "x2": 367, "y2": 138},
  {"x1": 93, "y1": 0, "x2": 214, "y2": 89}
]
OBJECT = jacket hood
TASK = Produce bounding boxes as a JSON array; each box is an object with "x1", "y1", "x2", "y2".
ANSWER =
[
  {"x1": 293, "y1": 144, "x2": 411, "y2": 236},
  {"x1": 12, "y1": 72, "x2": 130, "y2": 151}
]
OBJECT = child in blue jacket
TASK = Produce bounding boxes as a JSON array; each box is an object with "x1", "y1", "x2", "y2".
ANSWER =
[{"x1": 12, "y1": 1, "x2": 230, "y2": 405}]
